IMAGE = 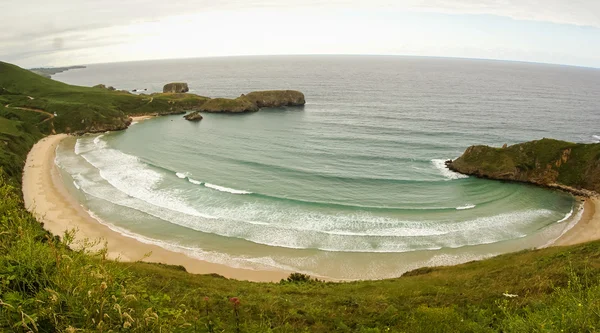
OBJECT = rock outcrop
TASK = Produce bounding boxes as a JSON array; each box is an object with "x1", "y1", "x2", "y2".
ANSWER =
[
  {"x1": 243, "y1": 90, "x2": 305, "y2": 108},
  {"x1": 198, "y1": 97, "x2": 259, "y2": 113},
  {"x1": 163, "y1": 82, "x2": 189, "y2": 93},
  {"x1": 184, "y1": 111, "x2": 203, "y2": 121},
  {"x1": 447, "y1": 138, "x2": 600, "y2": 196},
  {"x1": 93, "y1": 84, "x2": 116, "y2": 91}
]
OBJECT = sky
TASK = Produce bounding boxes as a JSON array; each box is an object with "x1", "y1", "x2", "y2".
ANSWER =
[{"x1": 1, "y1": 0, "x2": 600, "y2": 68}]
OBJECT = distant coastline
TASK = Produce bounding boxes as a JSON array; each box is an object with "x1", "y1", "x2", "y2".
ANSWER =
[{"x1": 29, "y1": 65, "x2": 86, "y2": 78}]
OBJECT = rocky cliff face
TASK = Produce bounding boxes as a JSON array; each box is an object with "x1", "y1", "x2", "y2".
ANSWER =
[
  {"x1": 447, "y1": 138, "x2": 600, "y2": 196},
  {"x1": 243, "y1": 90, "x2": 305, "y2": 108},
  {"x1": 198, "y1": 97, "x2": 259, "y2": 113},
  {"x1": 163, "y1": 82, "x2": 189, "y2": 93}
]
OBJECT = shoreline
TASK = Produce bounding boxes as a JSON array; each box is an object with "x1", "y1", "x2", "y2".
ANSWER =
[
  {"x1": 130, "y1": 115, "x2": 156, "y2": 122},
  {"x1": 551, "y1": 196, "x2": 600, "y2": 247},
  {"x1": 22, "y1": 134, "x2": 291, "y2": 282},
  {"x1": 21, "y1": 134, "x2": 600, "y2": 283}
]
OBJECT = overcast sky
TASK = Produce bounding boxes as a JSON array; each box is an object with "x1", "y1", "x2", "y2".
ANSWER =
[{"x1": 1, "y1": 1, "x2": 600, "y2": 68}]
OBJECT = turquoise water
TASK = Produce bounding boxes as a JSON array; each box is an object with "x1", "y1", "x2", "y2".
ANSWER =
[{"x1": 53, "y1": 56, "x2": 600, "y2": 279}]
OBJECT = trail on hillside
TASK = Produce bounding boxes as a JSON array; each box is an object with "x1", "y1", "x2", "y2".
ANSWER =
[{"x1": 4, "y1": 103, "x2": 56, "y2": 134}]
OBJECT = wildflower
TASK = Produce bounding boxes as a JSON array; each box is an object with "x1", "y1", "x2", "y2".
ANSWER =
[
  {"x1": 229, "y1": 297, "x2": 240, "y2": 305},
  {"x1": 204, "y1": 296, "x2": 209, "y2": 302},
  {"x1": 100, "y1": 282, "x2": 108, "y2": 291}
]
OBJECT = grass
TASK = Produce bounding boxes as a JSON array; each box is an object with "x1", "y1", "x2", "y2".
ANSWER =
[{"x1": 1, "y1": 61, "x2": 600, "y2": 331}]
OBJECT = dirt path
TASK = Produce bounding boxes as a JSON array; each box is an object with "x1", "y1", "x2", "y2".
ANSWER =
[{"x1": 4, "y1": 103, "x2": 56, "y2": 133}]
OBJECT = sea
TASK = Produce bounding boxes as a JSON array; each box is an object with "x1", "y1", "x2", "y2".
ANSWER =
[{"x1": 52, "y1": 55, "x2": 600, "y2": 280}]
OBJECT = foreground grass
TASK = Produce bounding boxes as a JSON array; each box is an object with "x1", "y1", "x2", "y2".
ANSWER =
[{"x1": 1, "y1": 170, "x2": 600, "y2": 332}]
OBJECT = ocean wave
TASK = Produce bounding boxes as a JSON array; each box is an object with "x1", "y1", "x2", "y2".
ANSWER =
[
  {"x1": 84, "y1": 208, "x2": 312, "y2": 274},
  {"x1": 593, "y1": 135, "x2": 600, "y2": 143},
  {"x1": 74, "y1": 172, "x2": 551, "y2": 252},
  {"x1": 556, "y1": 205, "x2": 574, "y2": 223},
  {"x1": 188, "y1": 178, "x2": 202, "y2": 185},
  {"x1": 456, "y1": 204, "x2": 476, "y2": 210},
  {"x1": 62, "y1": 135, "x2": 562, "y2": 253},
  {"x1": 431, "y1": 159, "x2": 469, "y2": 180},
  {"x1": 204, "y1": 183, "x2": 252, "y2": 195},
  {"x1": 75, "y1": 136, "x2": 215, "y2": 220},
  {"x1": 176, "y1": 172, "x2": 188, "y2": 179}
]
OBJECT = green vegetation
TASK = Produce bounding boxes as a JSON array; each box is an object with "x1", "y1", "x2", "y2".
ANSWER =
[
  {"x1": 199, "y1": 97, "x2": 259, "y2": 113},
  {"x1": 450, "y1": 138, "x2": 600, "y2": 194},
  {"x1": 152, "y1": 93, "x2": 211, "y2": 111},
  {"x1": 2, "y1": 61, "x2": 600, "y2": 331},
  {"x1": 0, "y1": 62, "x2": 208, "y2": 134}
]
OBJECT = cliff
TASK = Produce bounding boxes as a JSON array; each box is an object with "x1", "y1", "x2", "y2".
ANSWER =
[
  {"x1": 198, "y1": 97, "x2": 259, "y2": 113},
  {"x1": 163, "y1": 82, "x2": 189, "y2": 93},
  {"x1": 447, "y1": 138, "x2": 600, "y2": 196},
  {"x1": 243, "y1": 90, "x2": 305, "y2": 107}
]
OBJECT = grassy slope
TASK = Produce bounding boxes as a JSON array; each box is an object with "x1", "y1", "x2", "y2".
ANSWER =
[
  {"x1": 0, "y1": 62, "x2": 210, "y2": 134},
  {"x1": 1, "y1": 63, "x2": 600, "y2": 331},
  {"x1": 450, "y1": 138, "x2": 600, "y2": 193}
]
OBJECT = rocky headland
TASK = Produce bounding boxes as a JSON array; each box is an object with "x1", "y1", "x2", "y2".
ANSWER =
[
  {"x1": 446, "y1": 138, "x2": 600, "y2": 197},
  {"x1": 198, "y1": 97, "x2": 259, "y2": 113},
  {"x1": 243, "y1": 90, "x2": 306, "y2": 107}
]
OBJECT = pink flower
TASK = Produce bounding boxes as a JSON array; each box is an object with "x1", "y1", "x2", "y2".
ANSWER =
[
  {"x1": 229, "y1": 297, "x2": 240, "y2": 305},
  {"x1": 203, "y1": 296, "x2": 209, "y2": 302}
]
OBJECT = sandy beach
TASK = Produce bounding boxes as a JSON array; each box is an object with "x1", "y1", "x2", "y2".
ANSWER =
[
  {"x1": 22, "y1": 134, "x2": 290, "y2": 282},
  {"x1": 552, "y1": 197, "x2": 600, "y2": 246}
]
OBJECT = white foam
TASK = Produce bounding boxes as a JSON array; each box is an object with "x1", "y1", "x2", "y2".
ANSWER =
[
  {"x1": 431, "y1": 159, "x2": 469, "y2": 180},
  {"x1": 593, "y1": 135, "x2": 600, "y2": 143},
  {"x1": 60, "y1": 136, "x2": 561, "y2": 253},
  {"x1": 73, "y1": 181, "x2": 81, "y2": 190},
  {"x1": 204, "y1": 183, "x2": 252, "y2": 195},
  {"x1": 84, "y1": 208, "x2": 311, "y2": 274},
  {"x1": 175, "y1": 172, "x2": 187, "y2": 179},
  {"x1": 556, "y1": 206, "x2": 574, "y2": 223},
  {"x1": 130, "y1": 121, "x2": 138, "y2": 126},
  {"x1": 93, "y1": 134, "x2": 104, "y2": 145},
  {"x1": 456, "y1": 204, "x2": 476, "y2": 210},
  {"x1": 541, "y1": 202, "x2": 584, "y2": 248},
  {"x1": 76, "y1": 136, "x2": 215, "y2": 220}
]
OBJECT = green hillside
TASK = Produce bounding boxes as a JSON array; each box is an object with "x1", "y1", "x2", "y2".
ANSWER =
[
  {"x1": 0, "y1": 61, "x2": 209, "y2": 134},
  {"x1": 1, "y1": 62, "x2": 600, "y2": 332}
]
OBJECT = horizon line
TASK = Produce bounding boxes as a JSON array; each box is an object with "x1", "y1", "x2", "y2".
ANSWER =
[{"x1": 40, "y1": 53, "x2": 600, "y2": 71}]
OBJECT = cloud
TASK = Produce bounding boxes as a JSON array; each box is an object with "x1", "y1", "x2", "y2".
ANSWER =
[{"x1": 1, "y1": 1, "x2": 599, "y2": 67}]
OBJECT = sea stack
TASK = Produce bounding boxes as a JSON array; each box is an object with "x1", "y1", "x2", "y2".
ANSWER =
[{"x1": 163, "y1": 82, "x2": 189, "y2": 93}]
